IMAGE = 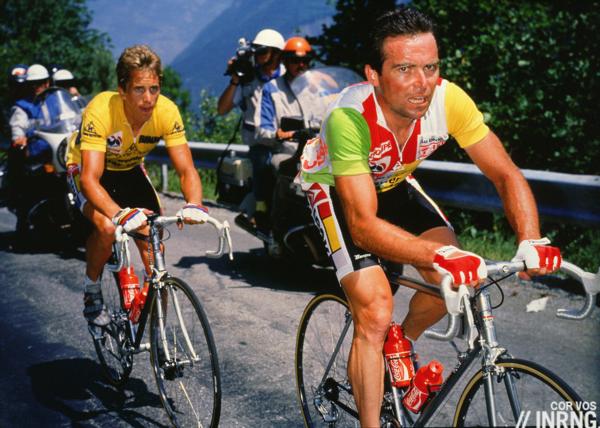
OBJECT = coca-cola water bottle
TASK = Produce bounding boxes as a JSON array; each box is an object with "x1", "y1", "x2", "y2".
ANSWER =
[
  {"x1": 129, "y1": 279, "x2": 149, "y2": 324},
  {"x1": 402, "y1": 360, "x2": 444, "y2": 413},
  {"x1": 384, "y1": 323, "x2": 416, "y2": 388},
  {"x1": 118, "y1": 266, "x2": 139, "y2": 310}
]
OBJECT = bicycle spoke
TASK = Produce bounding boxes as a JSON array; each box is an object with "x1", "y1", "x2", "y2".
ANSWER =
[
  {"x1": 150, "y1": 278, "x2": 220, "y2": 428},
  {"x1": 455, "y1": 359, "x2": 584, "y2": 427}
]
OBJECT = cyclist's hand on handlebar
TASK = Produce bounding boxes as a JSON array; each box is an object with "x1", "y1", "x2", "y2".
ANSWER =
[
  {"x1": 112, "y1": 207, "x2": 149, "y2": 232},
  {"x1": 433, "y1": 245, "x2": 488, "y2": 287},
  {"x1": 512, "y1": 237, "x2": 561, "y2": 279},
  {"x1": 176, "y1": 203, "x2": 209, "y2": 225}
]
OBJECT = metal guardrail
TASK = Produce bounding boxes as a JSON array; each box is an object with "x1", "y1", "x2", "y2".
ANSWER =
[{"x1": 145, "y1": 141, "x2": 600, "y2": 226}]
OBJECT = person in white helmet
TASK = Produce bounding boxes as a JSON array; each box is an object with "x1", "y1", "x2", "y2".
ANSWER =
[
  {"x1": 6, "y1": 63, "x2": 52, "y2": 237},
  {"x1": 217, "y1": 29, "x2": 286, "y2": 229},
  {"x1": 52, "y1": 68, "x2": 81, "y2": 96},
  {"x1": 52, "y1": 68, "x2": 86, "y2": 108},
  {"x1": 9, "y1": 64, "x2": 50, "y2": 151}
]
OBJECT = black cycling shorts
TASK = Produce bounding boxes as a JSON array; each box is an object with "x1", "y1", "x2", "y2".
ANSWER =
[
  {"x1": 67, "y1": 164, "x2": 161, "y2": 214},
  {"x1": 306, "y1": 176, "x2": 451, "y2": 282}
]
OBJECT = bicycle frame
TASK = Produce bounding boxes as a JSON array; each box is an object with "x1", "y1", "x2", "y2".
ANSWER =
[
  {"x1": 308, "y1": 258, "x2": 598, "y2": 427},
  {"x1": 106, "y1": 214, "x2": 233, "y2": 357}
]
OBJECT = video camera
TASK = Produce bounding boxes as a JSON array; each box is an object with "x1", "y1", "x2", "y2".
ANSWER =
[{"x1": 224, "y1": 37, "x2": 255, "y2": 84}]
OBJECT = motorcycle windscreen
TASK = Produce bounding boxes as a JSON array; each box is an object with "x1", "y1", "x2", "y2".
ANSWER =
[
  {"x1": 35, "y1": 87, "x2": 83, "y2": 134},
  {"x1": 290, "y1": 66, "x2": 363, "y2": 129}
]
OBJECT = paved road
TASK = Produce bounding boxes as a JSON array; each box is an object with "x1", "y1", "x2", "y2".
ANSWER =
[{"x1": 0, "y1": 195, "x2": 598, "y2": 427}]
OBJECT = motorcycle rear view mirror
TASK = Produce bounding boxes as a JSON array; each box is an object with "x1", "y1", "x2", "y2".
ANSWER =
[{"x1": 281, "y1": 116, "x2": 304, "y2": 132}]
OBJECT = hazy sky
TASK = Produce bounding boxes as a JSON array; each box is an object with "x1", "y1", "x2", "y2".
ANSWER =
[{"x1": 88, "y1": 0, "x2": 231, "y2": 64}]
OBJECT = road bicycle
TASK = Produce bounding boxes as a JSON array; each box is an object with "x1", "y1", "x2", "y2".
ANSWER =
[
  {"x1": 295, "y1": 259, "x2": 599, "y2": 427},
  {"x1": 89, "y1": 212, "x2": 233, "y2": 428}
]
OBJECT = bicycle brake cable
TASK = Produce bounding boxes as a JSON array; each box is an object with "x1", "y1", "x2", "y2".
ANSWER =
[{"x1": 475, "y1": 272, "x2": 512, "y2": 309}]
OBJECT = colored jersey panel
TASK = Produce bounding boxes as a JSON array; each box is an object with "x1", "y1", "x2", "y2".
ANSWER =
[
  {"x1": 300, "y1": 79, "x2": 489, "y2": 192},
  {"x1": 66, "y1": 91, "x2": 187, "y2": 171}
]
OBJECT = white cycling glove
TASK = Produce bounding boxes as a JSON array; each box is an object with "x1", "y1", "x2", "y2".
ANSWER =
[
  {"x1": 512, "y1": 237, "x2": 561, "y2": 271},
  {"x1": 433, "y1": 245, "x2": 488, "y2": 286},
  {"x1": 112, "y1": 207, "x2": 147, "y2": 232},
  {"x1": 177, "y1": 203, "x2": 209, "y2": 224}
]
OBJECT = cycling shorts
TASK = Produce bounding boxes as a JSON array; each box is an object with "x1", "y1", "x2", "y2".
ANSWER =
[
  {"x1": 67, "y1": 164, "x2": 161, "y2": 214},
  {"x1": 306, "y1": 176, "x2": 451, "y2": 282}
]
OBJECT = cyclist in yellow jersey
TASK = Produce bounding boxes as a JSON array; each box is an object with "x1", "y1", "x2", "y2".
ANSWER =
[
  {"x1": 299, "y1": 8, "x2": 561, "y2": 426},
  {"x1": 66, "y1": 45, "x2": 209, "y2": 327}
]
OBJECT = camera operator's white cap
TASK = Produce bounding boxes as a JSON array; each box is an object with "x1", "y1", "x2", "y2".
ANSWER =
[
  {"x1": 53, "y1": 68, "x2": 74, "y2": 82},
  {"x1": 253, "y1": 29, "x2": 285, "y2": 50},
  {"x1": 26, "y1": 64, "x2": 49, "y2": 81}
]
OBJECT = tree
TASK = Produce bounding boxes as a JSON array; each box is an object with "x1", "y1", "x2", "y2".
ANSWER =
[
  {"x1": 411, "y1": 0, "x2": 600, "y2": 174},
  {"x1": 0, "y1": 0, "x2": 115, "y2": 137},
  {"x1": 161, "y1": 66, "x2": 191, "y2": 115},
  {"x1": 309, "y1": 0, "x2": 599, "y2": 174},
  {"x1": 307, "y1": 0, "x2": 398, "y2": 75}
]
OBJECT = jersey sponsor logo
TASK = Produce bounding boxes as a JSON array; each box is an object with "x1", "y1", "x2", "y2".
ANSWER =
[
  {"x1": 169, "y1": 121, "x2": 184, "y2": 135},
  {"x1": 83, "y1": 121, "x2": 101, "y2": 138},
  {"x1": 301, "y1": 136, "x2": 330, "y2": 173},
  {"x1": 138, "y1": 135, "x2": 161, "y2": 144},
  {"x1": 369, "y1": 140, "x2": 393, "y2": 160},
  {"x1": 417, "y1": 134, "x2": 447, "y2": 159},
  {"x1": 370, "y1": 155, "x2": 391, "y2": 174},
  {"x1": 106, "y1": 131, "x2": 123, "y2": 154}
]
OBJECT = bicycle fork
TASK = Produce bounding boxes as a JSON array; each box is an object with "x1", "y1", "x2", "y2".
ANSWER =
[
  {"x1": 476, "y1": 288, "x2": 520, "y2": 427},
  {"x1": 148, "y1": 227, "x2": 198, "y2": 365}
]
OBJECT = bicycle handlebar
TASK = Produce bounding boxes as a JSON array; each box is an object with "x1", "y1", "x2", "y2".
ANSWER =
[
  {"x1": 424, "y1": 260, "x2": 599, "y2": 342},
  {"x1": 105, "y1": 213, "x2": 234, "y2": 273}
]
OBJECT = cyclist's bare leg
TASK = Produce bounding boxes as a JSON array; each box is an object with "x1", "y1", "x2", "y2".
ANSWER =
[
  {"x1": 83, "y1": 204, "x2": 116, "y2": 281},
  {"x1": 341, "y1": 265, "x2": 393, "y2": 427},
  {"x1": 402, "y1": 226, "x2": 459, "y2": 340}
]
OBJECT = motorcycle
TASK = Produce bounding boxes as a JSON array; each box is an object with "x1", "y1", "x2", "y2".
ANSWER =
[
  {"x1": 4, "y1": 86, "x2": 88, "y2": 246},
  {"x1": 217, "y1": 66, "x2": 362, "y2": 264}
]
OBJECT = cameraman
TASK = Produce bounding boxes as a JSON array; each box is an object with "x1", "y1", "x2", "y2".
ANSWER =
[{"x1": 217, "y1": 29, "x2": 285, "y2": 228}]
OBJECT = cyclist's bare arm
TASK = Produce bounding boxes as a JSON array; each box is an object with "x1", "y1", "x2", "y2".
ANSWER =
[
  {"x1": 334, "y1": 173, "x2": 441, "y2": 269},
  {"x1": 80, "y1": 149, "x2": 122, "y2": 219},
  {"x1": 166, "y1": 143, "x2": 204, "y2": 206},
  {"x1": 465, "y1": 131, "x2": 540, "y2": 241},
  {"x1": 464, "y1": 131, "x2": 558, "y2": 276}
]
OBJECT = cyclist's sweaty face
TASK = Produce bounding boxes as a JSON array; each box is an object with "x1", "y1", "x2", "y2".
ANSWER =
[
  {"x1": 369, "y1": 33, "x2": 439, "y2": 124},
  {"x1": 120, "y1": 69, "x2": 160, "y2": 127}
]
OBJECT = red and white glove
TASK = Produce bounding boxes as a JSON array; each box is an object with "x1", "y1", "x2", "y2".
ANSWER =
[
  {"x1": 512, "y1": 238, "x2": 561, "y2": 272},
  {"x1": 177, "y1": 203, "x2": 209, "y2": 224},
  {"x1": 433, "y1": 245, "x2": 488, "y2": 286},
  {"x1": 112, "y1": 207, "x2": 148, "y2": 232}
]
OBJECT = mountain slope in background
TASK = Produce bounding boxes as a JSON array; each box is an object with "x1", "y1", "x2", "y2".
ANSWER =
[
  {"x1": 89, "y1": 0, "x2": 231, "y2": 64},
  {"x1": 170, "y1": 0, "x2": 334, "y2": 101}
]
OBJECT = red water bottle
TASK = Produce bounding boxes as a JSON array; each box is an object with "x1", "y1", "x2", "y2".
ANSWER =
[
  {"x1": 118, "y1": 266, "x2": 139, "y2": 310},
  {"x1": 402, "y1": 360, "x2": 444, "y2": 413},
  {"x1": 384, "y1": 323, "x2": 416, "y2": 388},
  {"x1": 129, "y1": 279, "x2": 149, "y2": 324}
]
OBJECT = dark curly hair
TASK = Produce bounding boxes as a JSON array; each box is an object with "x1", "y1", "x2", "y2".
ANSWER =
[{"x1": 367, "y1": 7, "x2": 436, "y2": 73}]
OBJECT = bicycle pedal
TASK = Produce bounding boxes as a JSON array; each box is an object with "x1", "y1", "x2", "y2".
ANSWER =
[{"x1": 87, "y1": 324, "x2": 105, "y2": 341}]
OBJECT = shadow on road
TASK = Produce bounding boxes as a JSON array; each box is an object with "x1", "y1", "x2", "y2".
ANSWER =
[
  {"x1": 0, "y1": 230, "x2": 86, "y2": 261},
  {"x1": 174, "y1": 249, "x2": 339, "y2": 294},
  {"x1": 27, "y1": 358, "x2": 167, "y2": 427}
]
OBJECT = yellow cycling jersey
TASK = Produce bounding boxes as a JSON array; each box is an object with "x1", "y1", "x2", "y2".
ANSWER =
[{"x1": 66, "y1": 91, "x2": 187, "y2": 171}]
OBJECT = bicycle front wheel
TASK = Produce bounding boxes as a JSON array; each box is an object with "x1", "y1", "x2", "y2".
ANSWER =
[
  {"x1": 295, "y1": 293, "x2": 358, "y2": 427},
  {"x1": 150, "y1": 277, "x2": 221, "y2": 428},
  {"x1": 454, "y1": 358, "x2": 584, "y2": 427},
  {"x1": 92, "y1": 269, "x2": 132, "y2": 387}
]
